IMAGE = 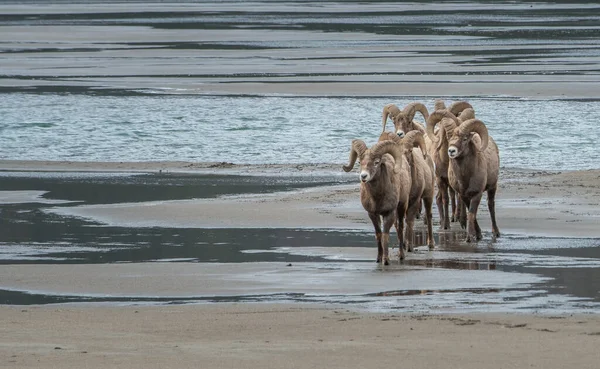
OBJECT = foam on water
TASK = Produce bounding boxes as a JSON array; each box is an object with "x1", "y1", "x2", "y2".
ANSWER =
[{"x1": 1, "y1": 95, "x2": 599, "y2": 170}]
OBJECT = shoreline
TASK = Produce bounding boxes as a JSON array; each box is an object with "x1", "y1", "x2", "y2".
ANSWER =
[{"x1": 2, "y1": 160, "x2": 598, "y2": 239}]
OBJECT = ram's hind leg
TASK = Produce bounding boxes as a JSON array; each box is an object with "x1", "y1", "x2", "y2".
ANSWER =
[
  {"x1": 405, "y1": 198, "x2": 421, "y2": 252},
  {"x1": 368, "y1": 213, "x2": 383, "y2": 263},
  {"x1": 487, "y1": 187, "x2": 501, "y2": 239},
  {"x1": 396, "y1": 202, "x2": 407, "y2": 260},
  {"x1": 423, "y1": 195, "x2": 435, "y2": 250},
  {"x1": 437, "y1": 179, "x2": 450, "y2": 230},
  {"x1": 435, "y1": 186, "x2": 445, "y2": 229}
]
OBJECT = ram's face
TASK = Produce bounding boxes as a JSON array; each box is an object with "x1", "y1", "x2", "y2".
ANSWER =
[
  {"x1": 394, "y1": 114, "x2": 410, "y2": 138},
  {"x1": 359, "y1": 154, "x2": 381, "y2": 183},
  {"x1": 447, "y1": 129, "x2": 472, "y2": 159}
]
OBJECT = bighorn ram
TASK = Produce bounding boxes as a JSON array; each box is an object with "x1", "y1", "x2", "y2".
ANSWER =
[
  {"x1": 426, "y1": 110, "x2": 501, "y2": 242},
  {"x1": 381, "y1": 102, "x2": 429, "y2": 139},
  {"x1": 426, "y1": 101, "x2": 475, "y2": 230},
  {"x1": 380, "y1": 101, "x2": 433, "y2": 222},
  {"x1": 343, "y1": 139, "x2": 411, "y2": 264},
  {"x1": 379, "y1": 131, "x2": 435, "y2": 252}
]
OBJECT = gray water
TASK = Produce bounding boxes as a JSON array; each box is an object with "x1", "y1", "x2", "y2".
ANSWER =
[
  {"x1": 1, "y1": 1, "x2": 600, "y2": 170},
  {"x1": 1, "y1": 95, "x2": 599, "y2": 170}
]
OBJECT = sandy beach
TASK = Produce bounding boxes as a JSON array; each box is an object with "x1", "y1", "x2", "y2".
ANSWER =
[{"x1": 2, "y1": 304, "x2": 600, "y2": 369}]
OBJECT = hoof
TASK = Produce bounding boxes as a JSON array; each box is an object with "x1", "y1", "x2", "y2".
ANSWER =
[
  {"x1": 384, "y1": 259, "x2": 390, "y2": 266},
  {"x1": 428, "y1": 244, "x2": 435, "y2": 251}
]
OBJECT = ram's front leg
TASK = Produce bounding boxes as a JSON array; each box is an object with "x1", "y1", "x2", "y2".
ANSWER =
[
  {"x1": 458, "y1": 197, "x2": 467, "y2": 229},
  {"x1": 368, "y1": 212, "x2": 383, "y2": 263},
  {"x1": 464, "y1": 193, "x2": 483, "y2": 243},
  {"x1": 450, "y1": 187, "x2": 458, "y2": 223},
  {"x1": 381, "y1": 212, "x2": 396, "y2": 265}
]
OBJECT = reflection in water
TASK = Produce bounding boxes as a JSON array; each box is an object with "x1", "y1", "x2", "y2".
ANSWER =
[{"x1": 371, "y1": 288, "x2": 502, "y2": 298}]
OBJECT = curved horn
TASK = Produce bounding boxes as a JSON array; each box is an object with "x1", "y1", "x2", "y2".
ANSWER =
[
  {"x1": 457, "y1": 107, "x2": 475, "y2": 122},
  {"x1": 448, "y1": 101, "x2": 473, "y2": 116},
  {"x1": 342, "y1": 139, "x2": 368, "y2": 172},
  {"x1": 441, "y1": 118, "x2": 458, "y2": 142},
  {"x1": 426, "y1": 109, "x2": 460, "y2": 143},
  {"x1": 370, "y1": 140, "x2": 405, "y2": 170},
  {"x1": 403, "y1": 102, "x2": 430, "y2": 124},
  {"x1": 382, "y1": 104, "x2": 400, "y2": 133},
  {"x1": 458, "y1": 119, "x2": 489, "y2": 153},
  {"x1": 379, "y1": 131, "x2": 403, "y2": 144},
  {"x1": 434, "y1": 99, "x2": 446, "y2": 111},
  {"x1": 403, "y1": 130, "x2": 428, "y2": 160}
]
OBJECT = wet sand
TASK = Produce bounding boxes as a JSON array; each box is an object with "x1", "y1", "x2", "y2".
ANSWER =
[{"x1": 1, "y1": 304, "x2": 599, "y2": 369}]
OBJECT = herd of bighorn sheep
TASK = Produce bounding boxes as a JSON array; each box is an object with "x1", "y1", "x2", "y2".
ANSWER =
[{"x1": 343, "y1": 99, "x2": 500, "y2": 264}]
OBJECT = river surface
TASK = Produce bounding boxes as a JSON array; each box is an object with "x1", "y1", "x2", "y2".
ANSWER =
[{"x1": 1, "y1": 1, "x2": 600, "y2": 170}]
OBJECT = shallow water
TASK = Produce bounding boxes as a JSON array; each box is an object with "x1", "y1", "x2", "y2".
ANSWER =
[
  {"x1": 0, "y1": 172, "x2": 598, "y2": 314},
  {"x1": 2, "y1": 95, "x2": 600, "y2": 170}
]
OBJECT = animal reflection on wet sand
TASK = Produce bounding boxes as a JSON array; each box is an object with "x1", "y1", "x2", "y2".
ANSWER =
[{"x1": 0, "y1": 171, "x2": 598, "y2": 313}]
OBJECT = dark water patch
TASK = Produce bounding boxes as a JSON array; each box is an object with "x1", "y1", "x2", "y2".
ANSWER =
[
  {"x1": 0, "y1": 47, "x2": 112, "y2": 54},
  {"x1": 431, "y1": 234, "x2": 600, "y2": 303},
  {"x1": 367, "y1": 287, "x2": 505, "y2": 298},
  {"x1": 0, "y1": 288, "x2": 308, "y2": 306},
  {"x1": 1, "y1": 199, "x2": 375, "y2": 264},
  {"x1": 0, "y1": 86, "x2": 158, "y2": 96},
  {"x1": 0, "y1": 172, "x2": 350, "y2": 205},
  {"x1": 4, "y1": 4, "x2": 597, "y2": 41},
  {"x1": 124, "y1": 41, "x2": 282, "y2": 50}
]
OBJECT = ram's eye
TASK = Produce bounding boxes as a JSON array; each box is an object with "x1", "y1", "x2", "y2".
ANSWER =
[{"x1": 374, "y1": 159, "x2": 381, "y2": 165}]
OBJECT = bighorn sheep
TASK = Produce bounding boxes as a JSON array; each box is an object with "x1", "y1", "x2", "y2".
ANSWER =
[
  {"x1": 379, "y1": 131, "x2": 435, "y2": 252},
  {"x1": 426, "y1": 101, "x2": 475, "y2": 230},
  {"x1": 342, "y1": 139, "x2": 411, "y2": 264},
  {"x1": 426, "y1": 110, "x2": 501, "y2": 242},
  {"x1": 380, "y1": 102, "x2": 433, "y2": 222},
  {"x1": 381, "y1": 102, "x2": 429, "y2": 139}
]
